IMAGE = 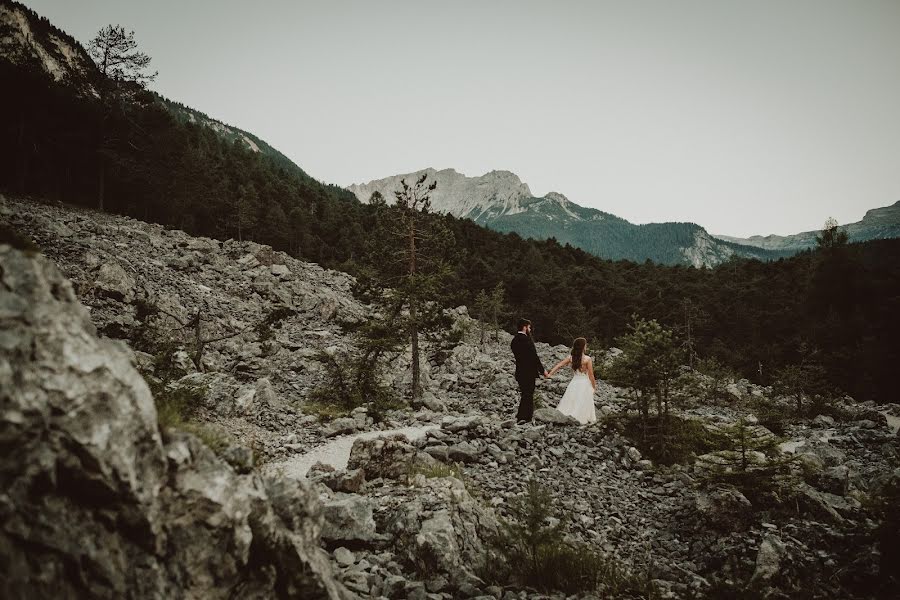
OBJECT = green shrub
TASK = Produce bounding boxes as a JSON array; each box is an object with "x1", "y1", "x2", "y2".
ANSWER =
[
  {"x1": 180, "y1": 422, "x2": 232, "y2": 457},
  {"x1": 309, "y1": 349, "x2": 404, "y2": 422},
  {"x1": 485, "y1": 479, "x2": 659, "y2": 597},
  {"x1": 303, "y1": 398, "x2": 351, "y2": 421},
  {"x1": 751, "y1": 398, "x2": 792, "y2": 435},
  {"x1": 408, "y1": 460, "x2": 463, "y2": 480},
  {"x1": 254, "y1": 305, "x2": 295, "y2": 342},
  {"x1": 621, "y1": 414, "x2": 731, "y2": 465},
  {"x1": 146, "y1": 377, "x2": 205, "y2": 428}
]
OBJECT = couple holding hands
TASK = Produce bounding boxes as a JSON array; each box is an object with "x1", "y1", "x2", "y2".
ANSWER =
[{"x1": 511, "y1": 318, "x2": 597, "y2": 425}]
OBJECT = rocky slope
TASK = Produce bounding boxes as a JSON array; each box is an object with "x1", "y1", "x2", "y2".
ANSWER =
[
  {"x1": 715, "y1": 200, "x2": 900, "y2": 252},
  {"x1": 348, "y1": 168, "x2": 777, "y2": 267},
  {"x1": 0, "y1": 243, "x2": 353, "y2": 599},
  {"x1": 3, "y1": 194, "x2": 899, "y2": 599}
]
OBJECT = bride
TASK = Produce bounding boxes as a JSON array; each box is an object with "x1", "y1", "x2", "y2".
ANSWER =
[{"x1": 547, "y1": 337, "x2": 597, "y2": 424}]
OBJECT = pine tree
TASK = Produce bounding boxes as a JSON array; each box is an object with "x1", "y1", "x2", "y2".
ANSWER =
[{"x1": 88, "y1": 25, "x2": 157, "y2": 211}]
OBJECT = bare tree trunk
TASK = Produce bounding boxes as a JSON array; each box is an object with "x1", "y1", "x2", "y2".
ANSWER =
[
  {"x1": 409, "y1": 215, "x2": 420, "y2": 398},
  {"x1": 98, "y1": 158, "x2": 106, "y2": 211},
  {"x1": 16, "y1": 111, "x2": 28, "y2": 193}
]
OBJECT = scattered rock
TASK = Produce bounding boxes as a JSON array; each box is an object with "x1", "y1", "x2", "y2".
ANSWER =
[
  {"x1": 533, "y1": 407, "x2": 579, "y2": 425},
  {"x1": 695, "y1": 485, "x2": 752, "y2": 530}
]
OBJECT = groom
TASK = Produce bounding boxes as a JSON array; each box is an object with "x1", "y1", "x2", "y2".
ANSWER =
[{"x1": 511, "y1": 318, "x2": 548, "y2": 423}]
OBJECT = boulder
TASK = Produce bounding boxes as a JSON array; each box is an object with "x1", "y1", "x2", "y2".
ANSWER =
[
  {"x1": 750, "y1": 535, "x2": 786, "y2": 584},
  {"x1": 0, "y1": 246, "x2": 353, "y2": 599},
  {"x1": 321, "y1": 494, "x2": 383, "y2": 544},
  {"x1": 381, "y1": 478, "x2": 498, "y2": 588},
  {"x1": 347, "y1": 435, "x2": 419, "y2": 480},
  {"x1": 796, "y1": 483, "x2": 860, "y2": 523},
  {"x1": 94, "y1": 260, "x2": 136, "y2": 302},
  {"x1": 442, "y1": 414, "x2": 482, "y2": 432},
  {"x1": 533, "y1": 407, "x2": 579, "y2": 425},
  {"x1": 447, "y1": 441, "x2": 479, "y2": 463},
  {"x1": 315, "y1": 468, "x2": 367, "y2": 494},
  {"x1": 695, "y1": 485, "x2": 752, "y2": 530},
  {"x1": 816, "y1": 465, "x2": 852, "y2": 496},
  {"x1": 325, "y1": 417, "x2": 359, "y2": 438},
  {"x1": 270, "y1": 263, "x2": 291, "y2": 278}
]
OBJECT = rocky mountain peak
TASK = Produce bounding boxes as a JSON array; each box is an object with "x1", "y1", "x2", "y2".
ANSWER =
[
  {"x1": 347, "y1": 167, "x2": 534, "y2": 221},
  {"x1": 0, "y1": 1, "x2": 96, "y2": 93}
]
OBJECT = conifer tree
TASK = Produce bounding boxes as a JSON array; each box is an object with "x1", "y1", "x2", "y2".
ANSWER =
[{"x1": 88, "y1": 25, "x2": 157, "y2": 210}]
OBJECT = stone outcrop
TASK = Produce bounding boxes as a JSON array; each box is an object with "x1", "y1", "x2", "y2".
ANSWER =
[{"x1": 0, "y1": 246, "x2": 352, "y2": 599}]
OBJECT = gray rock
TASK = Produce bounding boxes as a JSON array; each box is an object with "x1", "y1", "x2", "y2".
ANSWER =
[
  {"x1": 334, "y1": 546, "x2": 356, "y2": 567},
  {"x1": 442, "y1": 414, "x2": 482, "y2": 432},
  {"x1": 322, "y1": 494, "x2": 382, "y2": 544},
  {"x1": 317, "y1": 468, "x2": 367, "y2": 494},
  {"x1": 695, "y1": 485, "x2": 752, "y2": 530},
  {"x1": 94, "y1": 260, "x2": 136, "y2": 302},
  {"x1": 221, "y1": 445, "x2": 254, "y2": 473},
  {"x1": 797, "y1": 483, "x2": 860, "y2": 523},
  {"x1": 421, "y1": 392, "x2": 447, "y2": 412},
  {"x1": 347, "y1": 435, "x2": 419, "y2": 480},
  {"x1": 326, "y1": 417, "x2": 360, "y2": 437},
  {"x1": 270, "y1": 263, "x2": 291, "y2": 278},
  {"x1": 813, "y1": 414, "x2": 835, "y2": 427},
  {"x1": 818, "y1": 465, "x2": 852, "y2": 496},
  {"x1": 448, "y1": 441, "x2": 479, "y2": 463},
  {"x1": 0, "y1": 246, "x2": 353, "y2": 599},
  {"x1": 533, "y1": 407, "x2": 579, "y2": 425},
  {"x1": 751, "y1": 535, "x2": 786, "y2": 583}
]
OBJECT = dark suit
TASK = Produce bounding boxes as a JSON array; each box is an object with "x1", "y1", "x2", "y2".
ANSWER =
[{"x1": 511, "y1": 331, "x2": 546, "y2": 422}]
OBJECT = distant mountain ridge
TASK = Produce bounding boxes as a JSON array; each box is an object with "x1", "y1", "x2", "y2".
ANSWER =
[
  {"x1": 715, "y1": 201, "x2": 900, "y2": 252},
  {"x1": 348, "y1": 168, "x2": 778, "y2": 267}
]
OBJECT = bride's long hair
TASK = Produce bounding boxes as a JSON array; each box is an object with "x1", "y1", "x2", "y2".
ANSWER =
[{"x1": 571, "y1": 337, "x2": 587, "y2": 372}]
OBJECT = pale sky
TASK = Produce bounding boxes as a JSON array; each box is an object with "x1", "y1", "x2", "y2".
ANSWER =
[{"x1": 25, "y1": 0, "x2": 900, "y2": 236}]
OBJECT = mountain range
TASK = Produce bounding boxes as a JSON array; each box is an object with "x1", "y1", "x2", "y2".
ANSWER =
[
  {"x1": 348, "y1": 169, "x2": 900, "y2": 267},
  {"x1": 4, "y1": 0, "x2": 898, "y2": 269},
  {"x1": 715, "y1": 201, "x2": 900, "y2": 253}
]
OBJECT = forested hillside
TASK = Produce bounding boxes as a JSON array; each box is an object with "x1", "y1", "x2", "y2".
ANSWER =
[{"x1": 2, "y1": 0, "x2": 898, "y2": 404}]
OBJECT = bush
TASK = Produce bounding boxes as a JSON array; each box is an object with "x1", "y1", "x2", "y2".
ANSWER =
[
  {"x1": 408, "y1": 460, "x2": 463, "y2": 480},
  {"x1": 180, "y1": 422, "x2": 232, "y2": 456},
  {"x1": 751, "y1": 398, "x2": 792, "y2": 436},
  {"x1": 303, "y1": 398, "x2": 352, "y2": 421},
  {"x1": 145, "y1": 376, "x2": 205, "y2": 428},
  {"x1": 254, "y1": 305, "x2": 295, "y2": 342},
  {"x1": 485, "y1": 479, "x2": 659, "y2": 597},
  {"x1": 309, "y1": 349, "x2": 404, "y2": 422},
  {"x1": 621, "y1": 414, "x2": 731, "y2": 465}
]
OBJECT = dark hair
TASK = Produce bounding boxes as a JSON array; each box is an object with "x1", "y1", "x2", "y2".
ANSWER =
[
  {"x1": 517, "y1": 318, "x2": 532, "y2": 331},
  {"x1": 571, "y1": 337, "x2": 587, "y2": 372}
]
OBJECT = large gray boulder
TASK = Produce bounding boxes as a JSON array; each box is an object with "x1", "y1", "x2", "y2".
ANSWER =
[
  {"x1": 346, "y1": 434, "x2": 420, "y2": 480},
  {"x1": 0, "y1": 246, "x2": 353, "y2": 599},
  {"x1": 94, "y1": 259, "x2": 136, "y2": 302},
  {"x1": 381, "y1": 477, "x2": 498, "y2": 588},
  {"x1": 320, "y1": 493, "x2": 383, "y2": 545},
  {"x1": 695, "y1": 485, "x2": 752, "y2": 530},
  {"x1": 533, "y1": 407, "x2": 580, "y2": 425}
]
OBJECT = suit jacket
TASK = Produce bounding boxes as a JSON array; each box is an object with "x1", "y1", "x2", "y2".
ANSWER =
[{"x1": 511, "y1": 331, "x2": 546, "y2": 380}]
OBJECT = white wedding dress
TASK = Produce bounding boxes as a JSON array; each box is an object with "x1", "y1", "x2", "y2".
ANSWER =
[{"x1": 556, "y1": 367, "x2": 597, "y2": 424}]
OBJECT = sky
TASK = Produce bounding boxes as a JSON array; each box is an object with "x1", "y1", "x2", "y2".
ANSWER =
[{"x1": 24, "y1": 0, "x2": 900, "y2": 236}]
